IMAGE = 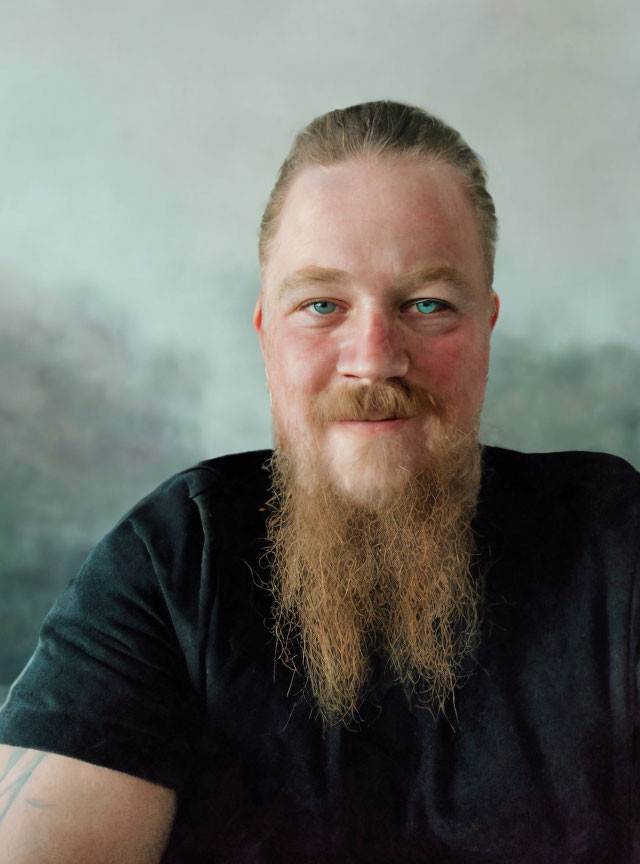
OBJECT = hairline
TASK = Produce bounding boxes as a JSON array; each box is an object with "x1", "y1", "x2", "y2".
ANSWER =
[{"x1": 261, "y1": 152, "x2": 494, "y2": 296}]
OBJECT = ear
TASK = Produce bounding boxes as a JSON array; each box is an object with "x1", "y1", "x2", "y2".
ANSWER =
[
  {"x1": 253, "y1": 292, "x2": 266, "y2": 353},
  {"x1": 489, "y1": 291, "x2": 500, "y2": 331}
]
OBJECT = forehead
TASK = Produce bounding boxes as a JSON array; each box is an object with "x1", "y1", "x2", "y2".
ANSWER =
[{"x1": 264, "y1": 156, "x2": 485, "y2": 292}]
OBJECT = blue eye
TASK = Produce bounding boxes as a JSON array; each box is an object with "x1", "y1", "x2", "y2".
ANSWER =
[
  {"x1": 311, "y1": 300, "x2": 337, "y2": 315},
  {"x1": 415, "y1": 299, "x2": 442, "y2": 315}
]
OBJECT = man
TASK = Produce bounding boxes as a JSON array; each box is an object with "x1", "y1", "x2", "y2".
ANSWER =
[{"x1": 0, "y1": 101, "x2": 638, "y2": 863}]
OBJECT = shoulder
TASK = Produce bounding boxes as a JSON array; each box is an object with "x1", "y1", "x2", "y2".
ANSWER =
[
  {"x1": 119, "y1": 449, "x2": 273, "y2": 528},
  {"x1": 482, "y1": 445, "x2": 638, "y2": 492},
  {"x1": 480, "y1": 445, "x2": 640, "y2": 538},
  {"x1": 83, "y1": 449, "x2": 273, "y2": 577},
  {"x1": 174, "y1": 449, "x2": 274, "y2": 498}
]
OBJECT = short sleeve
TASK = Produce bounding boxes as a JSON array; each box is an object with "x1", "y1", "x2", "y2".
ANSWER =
[{"x1": 0, "y1": 488, "x2": 202, "y2": 794}]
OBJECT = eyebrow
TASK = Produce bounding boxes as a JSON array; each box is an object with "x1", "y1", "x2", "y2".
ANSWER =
[
  {"x1": 276, "y1": 266, "x2": 349, "y2": 299},
  {"x1": 276, "y1": 264, "x2": 473, "y2": 299}
]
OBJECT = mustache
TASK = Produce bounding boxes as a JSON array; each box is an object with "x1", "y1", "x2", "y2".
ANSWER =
[{"x1": 309, "y1": 380, "x2": 447, "y2": 424}]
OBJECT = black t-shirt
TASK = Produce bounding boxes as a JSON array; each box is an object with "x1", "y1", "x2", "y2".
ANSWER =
[{"x1": 1, "y1": 446, "x2": 639, "y2": 863}]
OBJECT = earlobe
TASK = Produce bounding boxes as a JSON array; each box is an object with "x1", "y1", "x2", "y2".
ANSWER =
[
  {"x1": 489, "y1": 291, "x2": 500, "y2": 330},
  {"x1": 253, "y1": 293, "x2": 269, "y2": 356},
  {"x1": 253, "y1": 293, "x2": 264, "y2": 333}
]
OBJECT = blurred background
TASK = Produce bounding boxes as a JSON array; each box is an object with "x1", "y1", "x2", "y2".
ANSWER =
[{"x1": 1, "y1": 0, "x2": 639, "y2": 701}]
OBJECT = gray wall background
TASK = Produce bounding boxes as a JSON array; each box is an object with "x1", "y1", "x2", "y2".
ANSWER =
[{"x1": 1, "y1": 0, "x2": 639, "y2": 694}]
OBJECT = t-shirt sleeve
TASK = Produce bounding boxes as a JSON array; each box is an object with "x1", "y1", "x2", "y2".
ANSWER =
[{"x1": 0, "y1": 477, "x2": 204, "y2": 794}]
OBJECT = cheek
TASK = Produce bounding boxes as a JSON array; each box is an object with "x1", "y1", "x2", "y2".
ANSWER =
[
  {"x1": 413, "y1": 327, "x2": 490, "y2": 402},
  {"x1": 266, "y1": 328, "x2": 336, "y2": 409}
]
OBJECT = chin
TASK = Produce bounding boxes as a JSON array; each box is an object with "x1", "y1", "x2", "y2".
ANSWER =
[
  {"x1": 335, "y1": 468, "x2": 410, "y2": 508},
  {"x1": 325, "y1": 436, "x2": 417, "y2": 505}
]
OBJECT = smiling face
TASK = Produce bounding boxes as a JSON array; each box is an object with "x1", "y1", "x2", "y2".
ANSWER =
[{"x1": 254, "y1": 155, "x2": 499, "y2": 505}]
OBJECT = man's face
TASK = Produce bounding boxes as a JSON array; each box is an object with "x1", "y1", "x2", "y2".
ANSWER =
[{"x1": 254, "y1": 155, "x2": 499, "y2": 504}]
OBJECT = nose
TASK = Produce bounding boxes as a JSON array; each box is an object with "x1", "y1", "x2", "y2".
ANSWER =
[{"x1": 336, "y1": 308, "x2": 409, "y2": 382}]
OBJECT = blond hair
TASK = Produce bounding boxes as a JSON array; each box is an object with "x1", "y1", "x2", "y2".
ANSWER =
[{"x1": 258, "y1": 100, "x2": 498, "y2": 287}]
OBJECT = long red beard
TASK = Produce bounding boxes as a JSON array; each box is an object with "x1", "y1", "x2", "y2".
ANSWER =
[{"x1": 263, "y1": 408, "x2": 485, "y2": 729}]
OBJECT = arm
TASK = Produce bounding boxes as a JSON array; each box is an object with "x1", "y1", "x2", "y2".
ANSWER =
[{"x1": 0, "y1": 745, "x2": 177, "y2": 864}]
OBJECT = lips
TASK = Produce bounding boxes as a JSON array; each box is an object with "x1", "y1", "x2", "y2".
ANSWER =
[
  {"x1": 346, "y1": 414, "x2": 402, "y2": 421},
  {"x1": 338, "y1": 415, "x2": 409, "y2": 424}
]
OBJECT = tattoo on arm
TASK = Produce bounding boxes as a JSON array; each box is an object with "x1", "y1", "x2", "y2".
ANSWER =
[{"x1": 0, "y1": 749, "x2": 51, "y2": 824}]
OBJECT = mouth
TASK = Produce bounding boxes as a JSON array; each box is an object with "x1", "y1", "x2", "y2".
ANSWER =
[
  {"x1": 337, "y1": 416, "x2": 411, "y2": 434},
  {"x1": 345, "y1": 412, "x2": 408, "y2": 421}
]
